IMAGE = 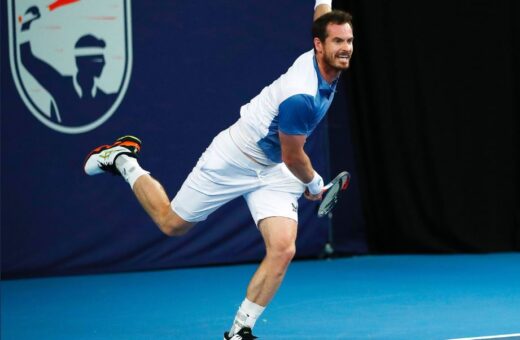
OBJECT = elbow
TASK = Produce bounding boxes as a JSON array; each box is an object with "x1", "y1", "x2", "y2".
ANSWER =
[{"x1": 282, "y1": 153, "x2": 300, "y2": 168}]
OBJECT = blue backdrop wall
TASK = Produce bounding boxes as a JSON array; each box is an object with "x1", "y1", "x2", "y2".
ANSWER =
[{"x1": 1, "y1": 0, "x2": 341, "y2": 278}]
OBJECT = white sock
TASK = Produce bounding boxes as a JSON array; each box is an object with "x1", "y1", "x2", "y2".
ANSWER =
[
  {"x1": 229, "y1": 298, "x2": 265, "y2": 336},
  {"x1": 115, "y1": 155, "x2": 149, "y2": 189}
]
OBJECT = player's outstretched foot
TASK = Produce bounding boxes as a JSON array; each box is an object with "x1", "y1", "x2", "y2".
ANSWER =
[
  {"x1": 84, "y1": 135, "x2": 142, "y2": 176},
  {"x1": 224, "y1": 327, "x2": 258, "y2": 340}
]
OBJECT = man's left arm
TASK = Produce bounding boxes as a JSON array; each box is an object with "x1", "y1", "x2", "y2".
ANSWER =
[{"x1": 314, "y1": 0, "x2": 332, "y2": 21}]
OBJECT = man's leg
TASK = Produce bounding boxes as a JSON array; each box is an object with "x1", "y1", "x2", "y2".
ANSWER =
[
  {"x1": 227, "y1": 216, "x2": 297, "y2": 336},
  {"x1": 130, "y1": 173, "x2": 195, "y2": 236},
  {"x1": 248, "y1": 216, "x2": 297, "y2": 305},
  {"x1": 84, "y1": 136, "x2": 195, "y2": 237}
]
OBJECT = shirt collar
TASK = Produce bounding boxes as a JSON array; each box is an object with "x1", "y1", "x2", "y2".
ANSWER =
[{"x1": 313, "y1": 53, "x2": 339, "y2": 94}]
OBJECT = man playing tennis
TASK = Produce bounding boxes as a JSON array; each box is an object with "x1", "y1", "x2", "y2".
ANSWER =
[{"x1": 84, "y1": 1, "x2": 353, "y2": 338}]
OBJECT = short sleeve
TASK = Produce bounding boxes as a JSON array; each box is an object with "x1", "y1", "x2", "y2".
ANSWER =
[{"x1": 278, "y1": 94, "x2": 315, "y2": 135}]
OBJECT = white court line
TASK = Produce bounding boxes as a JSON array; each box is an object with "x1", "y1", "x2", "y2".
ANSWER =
[{"x1": 447, "y1": 334, "x2": 520, "y2": 340}]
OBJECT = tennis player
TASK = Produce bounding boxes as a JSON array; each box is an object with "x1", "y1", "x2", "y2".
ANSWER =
[{"x1": 84, "y1": 1, "x2": 353, "y2": 338}]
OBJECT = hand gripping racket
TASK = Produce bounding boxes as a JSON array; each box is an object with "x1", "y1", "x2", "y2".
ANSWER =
[{"x1": 317, "y1": 171, "x2": 351, "y2": 218}]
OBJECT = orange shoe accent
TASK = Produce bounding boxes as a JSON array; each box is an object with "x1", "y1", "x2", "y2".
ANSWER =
[{"x1": 117, "y1": 140, "x2": 141, "y2": 151}]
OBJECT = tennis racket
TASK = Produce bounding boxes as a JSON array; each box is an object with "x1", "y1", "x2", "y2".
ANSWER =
[{"x1": 317, "y1": 171, "x2": 351, "y2": 218}]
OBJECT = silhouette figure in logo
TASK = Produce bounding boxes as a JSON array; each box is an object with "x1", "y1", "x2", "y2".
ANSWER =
[{"x1": 20, "y1": 6, "x2": 117, "y2": 126}]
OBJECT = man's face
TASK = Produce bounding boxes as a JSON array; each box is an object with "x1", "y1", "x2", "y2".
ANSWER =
[{"x1": 317, "y1": 23, "x2": 354, "y2": 71}]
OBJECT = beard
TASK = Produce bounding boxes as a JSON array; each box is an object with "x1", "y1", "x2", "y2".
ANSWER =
[{"x1": 323, "y1": 51, "x2": 351, "y2": 71}]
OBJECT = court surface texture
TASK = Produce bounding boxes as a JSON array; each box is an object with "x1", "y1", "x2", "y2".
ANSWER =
[{"x1": 2, "y1": 253, "x2": 519, "y2": 339}]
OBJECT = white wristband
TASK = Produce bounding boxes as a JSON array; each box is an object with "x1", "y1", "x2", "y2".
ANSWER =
[
  {"x1": 306, "y1": 172, "x2": 324, "y2": 195},
  {"x1": 315, "y1": 0, "x2": 332, "y2": 10}
]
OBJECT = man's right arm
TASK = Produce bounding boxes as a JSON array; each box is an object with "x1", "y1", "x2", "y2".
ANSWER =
[
  {"x1": 314, "y1": 0, "x2": 332, "y2": 21},
  {"x1": 280, "y1": 132, "x2": 314, "y2": 183},
  {"x1": 278, "y1": 94, "x2": 325, "y2": 200},
  {"x1": 279, "y1": 132, "x2": 323, "y2": 201}
]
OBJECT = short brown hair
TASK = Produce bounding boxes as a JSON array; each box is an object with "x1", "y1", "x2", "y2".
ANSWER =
[{"x1": 312, "y1": 10, "x2": 353, "y2": 42}]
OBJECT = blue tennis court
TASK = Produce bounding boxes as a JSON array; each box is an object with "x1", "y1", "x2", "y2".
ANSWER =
[{"x1": 2, "y1": 253, "x2": 519, "y2": 339}]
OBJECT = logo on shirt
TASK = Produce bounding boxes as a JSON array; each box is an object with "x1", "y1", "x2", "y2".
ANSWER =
[{"x1": 8, "y1": 0, "x2": 133, "y2": 134}]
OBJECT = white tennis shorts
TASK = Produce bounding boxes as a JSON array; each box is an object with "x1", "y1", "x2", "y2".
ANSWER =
[{"x1": 171, "y1": 127, "x2": 306, "y2": 225}]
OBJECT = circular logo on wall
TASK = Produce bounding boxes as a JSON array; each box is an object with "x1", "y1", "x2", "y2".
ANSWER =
[{"x1": 7, "y1": 0, "x2": 133, "y2": 134}]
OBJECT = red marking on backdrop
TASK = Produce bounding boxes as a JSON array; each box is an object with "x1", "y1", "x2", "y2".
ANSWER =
[{"x1": 48, "y1": 0, "x2": 80, "y2": 12}]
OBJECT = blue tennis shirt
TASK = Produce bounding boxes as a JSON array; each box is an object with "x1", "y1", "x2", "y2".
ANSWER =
[{"x1": 230, "y1": 49, "x2": 338, "y2": 165}]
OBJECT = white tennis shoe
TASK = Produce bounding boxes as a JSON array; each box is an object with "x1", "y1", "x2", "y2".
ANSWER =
[
  {"x1": 84, "y1": 135, "x2": 142, "y2": 176},
  {"x1": 223, "y1": 327, "x2": 258, "y2": 340}
]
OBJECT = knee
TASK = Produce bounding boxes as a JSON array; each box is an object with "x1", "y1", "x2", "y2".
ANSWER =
[
  {"x1": 268, "y1": 243, "x2": 296, "y2": 268},
  {"x1": 158, "y1": 213, "x2": 193, "y2": 237},
  {"x1": 160, "y1": 223, "x2": 190, "y2": 237},
  {"x1": 283, "y1": 245, "x2": 296, "y2": 264}
]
